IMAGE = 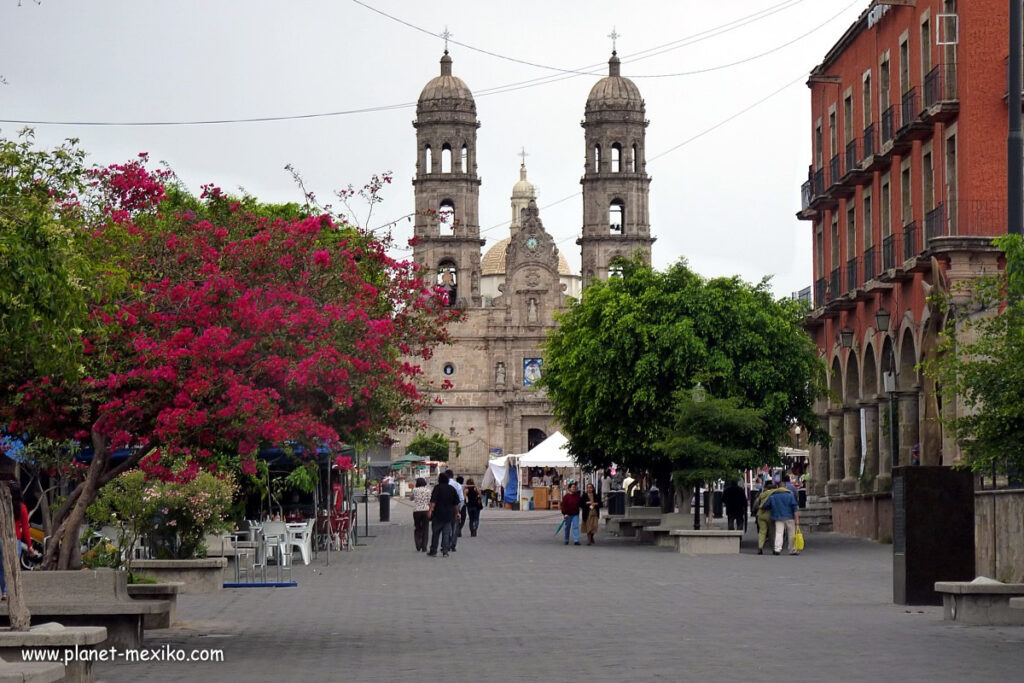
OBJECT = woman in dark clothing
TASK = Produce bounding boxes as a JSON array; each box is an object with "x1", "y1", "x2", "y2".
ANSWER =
[
  {"x1": 464, "y1": 478, "x2": 483, "y2": 537},
  {"x1": 579, "y1": 482, "x2": 601, "y2": 545}
]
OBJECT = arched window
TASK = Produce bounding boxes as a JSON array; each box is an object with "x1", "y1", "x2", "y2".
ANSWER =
[
  {"x1": 437, "y1": 261, "x2": 458, "y2": 307},
  {"x1": 608, "y1": 263, "x2": 624, "y2": 278},
  {"x1": 461, "y1": 144, "x2": 468, "y2": 173},
  {"x1": 424, "y1": 145, "x2": 432, "y2": 174},
  {"x1": 439, "y1": 200, "x2": 455, "y2": 234},
  {"x1": 609, "y1": 199, "x2": 625, "y2": 233},
  {"x1": 441, "y1": 144, "x2": 452, "y2": 173},
  {"x1": 594, "y1": 144, "x2": 601, "y2": 173},
  {"x1": 631, "y1": 144, "x2": 638, "y2": 172},
  {"x1": 611, "y1": 144, "x2": 621, "y2": 173}
]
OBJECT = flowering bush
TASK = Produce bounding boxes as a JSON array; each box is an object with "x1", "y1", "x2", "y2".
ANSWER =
[
  {"x1": 146, "y1": 472, "x2": 236, "y2": 559},
  {"x1": 89, "y1": 469, "x2": 235, "y2": 563}
]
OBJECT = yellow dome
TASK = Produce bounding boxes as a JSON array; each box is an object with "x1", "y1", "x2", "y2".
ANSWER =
[{"x1": 481, "y1": 237, "x2": 572, "y2": 276}]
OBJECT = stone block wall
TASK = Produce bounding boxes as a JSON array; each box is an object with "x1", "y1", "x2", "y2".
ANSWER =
[
  {"x1": 831, "y1": 493, "x2": 893, "y2": 541},
  {"x1": 975, "y1": 489, "x2": 1024, "y2": 583}
]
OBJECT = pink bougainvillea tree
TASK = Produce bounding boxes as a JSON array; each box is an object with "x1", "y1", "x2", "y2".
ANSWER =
[{"x1": 3, "y1": 157, "x2": 455, "y2": 569}]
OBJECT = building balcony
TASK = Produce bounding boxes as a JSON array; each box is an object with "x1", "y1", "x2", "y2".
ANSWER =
[
  {"x1": 880, "y1": 105, "x2": 896, "y2": 153},
  {"x1": 829, "y1": 267, "x2": 841, "y2": 302},
  {"x1": 923, "y1": 63, "x2": 959, "y2": 124},
  {"x1": 924, "y1": 204, "x2": 945, "y2": 243},
  {"x1": 936, "y1": 199, "x2": 1006, "y2": 241},
  {"x1": 841, "y1": 137, "x2": 872, "y2": 186},
  {"x1": 808, "y1": 166, "x2": 836, "y2": 211},
  {"x1": 902, "y1": 221, "x2": 919, "y2": 261},
  {"x1": 814, "y1": 277, "x2": 826, "y2": 308},
  {"x1": 859, "y1": 122, "x2": 889, "y2": 174},
  {"x1": 846, "y1": 256, "x2": 858, "y2": 292},
  {"x1": 882, "y1": 233, "x2": 897, "y2": 270},
  {"x1": 863, "y1": 245, "x2": 877, "y2": 282},
  {"x1": 894, "y1": 88, "x2": 930, "y2": 150},
  {"x1": 829, "y1": 151, "x2": 855, "y2": 199}
]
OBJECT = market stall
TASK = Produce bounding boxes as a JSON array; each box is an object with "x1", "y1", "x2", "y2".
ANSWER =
[{"x1": 514, "y1": 432, "x2": 579, "y2": 510}]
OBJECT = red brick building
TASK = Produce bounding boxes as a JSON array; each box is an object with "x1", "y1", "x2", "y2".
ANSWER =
[{"x1": 798, "y1": 1, "x2": 1009, "y2": 528}]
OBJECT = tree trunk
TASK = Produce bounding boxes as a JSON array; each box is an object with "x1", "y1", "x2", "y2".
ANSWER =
[
  {"x1": 0, "y1": 485, "x2": 31, "y2": 630},
  {"x1": 43, "y1": 437, "x2": 146, "y2": 570}
]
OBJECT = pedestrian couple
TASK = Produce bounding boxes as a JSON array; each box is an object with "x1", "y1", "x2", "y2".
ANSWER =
[
  {"x1": 422, "y1": 470, "x2": 483, "y2": 557},
  {"x1": 560, "y1": 482, "x2": 601, "y2": 545},
  {"x1": 755, "y1": 475, "x2": 801, "y2": 556}
]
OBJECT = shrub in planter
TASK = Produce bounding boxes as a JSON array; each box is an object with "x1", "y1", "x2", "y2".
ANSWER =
[{"x1": 146, "y1": 472, "x2": 235, "y2": 560}]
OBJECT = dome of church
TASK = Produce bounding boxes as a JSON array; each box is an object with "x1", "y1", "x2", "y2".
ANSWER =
[
  {"x1": 418, "y1": 52, "x2": 476, "y2": 111},
  {"x1": 481, "y1": 237, "x2": 572, "y2": 276},
  {"x1": 585, "y1": 52, "x2": 643, "y2": 113}
]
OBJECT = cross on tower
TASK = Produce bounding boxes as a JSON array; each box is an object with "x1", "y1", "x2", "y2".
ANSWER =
[
  {"x1": 607, "y1": 27, "x2": 620, "y2": 53},
  {"x1": 518, "y1": 147, "x2": 529, "y2": 166},
  {"x1": 441, "y1": 26, "x2": 453, "y2": 53}
]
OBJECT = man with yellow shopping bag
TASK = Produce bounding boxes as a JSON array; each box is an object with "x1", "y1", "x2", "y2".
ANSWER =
[{"x1": 763, "y1": 483, "x2": 800, "y2": 556}]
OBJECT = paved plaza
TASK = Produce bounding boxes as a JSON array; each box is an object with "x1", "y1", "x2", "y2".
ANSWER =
[{"x1": 96, "y1": 500, "x2": 1022, "y2": 682}]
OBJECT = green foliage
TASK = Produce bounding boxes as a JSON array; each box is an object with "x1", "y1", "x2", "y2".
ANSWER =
[
  {"x1": 542, "y1": 256, "x2": 828, "y2": 477},
  {"x1": 924, "y1": 234, "x2": 1024, "y2": 475},
  {"x1": 0, "y1": 130, "x2": 94, "y2": 384},
  {"x1": 87, "y1": 470, "x2": 156, "y2": 572},
  {"x1": 282, "y1": 463, "x2": 319, "y2": 494},
  {"x1": 407, "y1": 432, "x2": 450, "y2": 462},
  {"x1": 656, "y1": 394, "x2": 767, "y2": 487}
]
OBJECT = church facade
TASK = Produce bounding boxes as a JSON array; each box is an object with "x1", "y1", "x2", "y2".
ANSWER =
[{"x1": 394, "y1": 50, "x2": 655, "y2": 477}]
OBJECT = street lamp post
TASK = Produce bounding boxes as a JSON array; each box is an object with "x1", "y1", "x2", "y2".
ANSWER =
[{"x1": 692, "y1": 382, "x2": 705, "y2": 531}]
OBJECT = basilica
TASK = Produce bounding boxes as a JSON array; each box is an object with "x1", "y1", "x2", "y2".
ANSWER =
[{"x1": 395, "y1": 49, "x2": 655, "y2": 477}]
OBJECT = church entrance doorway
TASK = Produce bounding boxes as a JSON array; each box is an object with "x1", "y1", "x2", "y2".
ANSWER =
[{"x1": 527, "y1": 428, "x2": 547, "y2": 451}]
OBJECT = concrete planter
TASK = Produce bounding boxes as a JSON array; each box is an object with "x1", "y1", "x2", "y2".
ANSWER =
[{"x1": 130, "y1": 558, "x2": 227, "y2": 594}]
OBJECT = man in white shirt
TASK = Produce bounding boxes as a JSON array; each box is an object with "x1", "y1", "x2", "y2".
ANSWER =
[{"x1": 445, "y1": 469, "x2": 465, "y2": 551}]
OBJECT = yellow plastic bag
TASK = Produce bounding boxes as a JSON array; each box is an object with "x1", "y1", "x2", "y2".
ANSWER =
[{"x1": 794, "y1": 527, "x2": 805, "y2": 551}]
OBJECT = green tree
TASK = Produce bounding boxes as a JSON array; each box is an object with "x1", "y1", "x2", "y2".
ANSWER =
[
  {"x1": 407, "y1": 432, "x2": 450, "y2": 462},
  {"x1": 925, "y1": 234, "x2": 1024, "y2": 476},
  {"x1": 0, "y1": 130, "x2": 95, "y2": 386},
  {"x1": 542, "y1": 257, "x2": 827, "y2": 498}
]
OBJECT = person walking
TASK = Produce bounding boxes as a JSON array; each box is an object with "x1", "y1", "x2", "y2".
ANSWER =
[
  {"x1": 579, "y1": 482, "x2": 601, "y2": 545},
  {"x1": 560, "y1": 482, "x2": 582, "y2": 546},
  {"x1": 463, "y1": 478, "x2": 483, "y2": 537},
  {"x1": 428, "y1": 472, "x2": 460, "y2": 557},
  {"x1": 754, "y1": 482, "x2": 777, "y2": 555},
  {"x1": 763, "y1": 482, "x2": 800, "y2": 555},
  {"x1": 445, "y1": 470, "x2": 464, "y2": 551},
  {"x1": 411, "y1": 477, "x2": 431, "y2": 552},
  {"x1": 722, "y1": 480, "x2": 747, "y2": 532}
]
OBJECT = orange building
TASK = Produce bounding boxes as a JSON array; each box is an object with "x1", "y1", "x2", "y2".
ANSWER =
[{"x1": 797, "y1": 1, "x2": 1009, "y2": 531}]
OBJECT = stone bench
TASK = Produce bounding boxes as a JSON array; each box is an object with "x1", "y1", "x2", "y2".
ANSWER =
[
  {"x1": 934, "y1": 578, "x2": 1024, "y2": 625},
  {"x1": 126, "y1": 582, "x2": 183, "y2": 628},
  {"x1": 1010, "y1": 597, "x2": 1024, "y2": 610},
  {"x1": 0, "y1": 656, "x2": 65, "y2": 683},
  {"x1": 613, "y1": 517, "x2": 661, "y2": 538},
  {"x1": 638, "y1": 526, "x2": 677, "y2": 547},
  {"x1": 0, "y1": 570, "x2": 170, "y2": 650},
  {"x1": 0, "y1": 623, "x2": 106, "y2": 683},
  {"x1": 670, "y1": 529, "x2": 743, "y2": 554}
]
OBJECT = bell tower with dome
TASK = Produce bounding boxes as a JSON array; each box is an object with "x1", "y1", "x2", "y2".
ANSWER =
[
  {"x1": 578, "y1": 51, "x2": 654, "y2": 281},
  {"x1": 412, "y1": 51, "x2": 484, "y2": 307}
]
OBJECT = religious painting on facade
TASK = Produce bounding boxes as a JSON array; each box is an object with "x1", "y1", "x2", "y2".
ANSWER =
[{"x1": 523, "y1": 358, "x2": 542, "y2": 386}]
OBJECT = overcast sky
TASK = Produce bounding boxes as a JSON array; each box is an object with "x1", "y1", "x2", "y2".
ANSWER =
[{"x1": 1, "y1": 0, "x2": 866, "y2": 298}]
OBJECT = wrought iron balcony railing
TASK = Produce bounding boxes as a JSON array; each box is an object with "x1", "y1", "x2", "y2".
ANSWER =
[
  {"x1": 925, "y1": 203, "x2": 946, "y2": 242},
  {"x1": 862, "y1": 123, "x2": 876, "y2": 159},
  {"x1": 881, "y1": 105, "x2": 896, "y2": 146},
  {"x1": 863, "y1": 245, "x2": 876, "y2": 282},
  {"x1": 902, "y1": 221, "x2": 918, "y2": 261},
  {"x1": 846, "y1": 257, "x2": 858, "y2": 292},
  {"x1": 882, "y1": 234, "x2": 896, "y2": 270},
  {"x1": 924, "y1": 63, "x2": 958, "y2": 107}
]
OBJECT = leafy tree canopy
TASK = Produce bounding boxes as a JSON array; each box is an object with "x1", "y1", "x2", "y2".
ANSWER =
[
  {"x1": 926, "y1": 234, "x2": 1024, "y2": 476},
  {"x1": 541, "y1": 256, "x2": 827, "y2": 479},
  {"x1": 407, "y1": 432, "x2": 450, "y2": 462}
]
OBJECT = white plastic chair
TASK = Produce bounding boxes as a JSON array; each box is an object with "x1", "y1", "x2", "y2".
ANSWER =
[{"x1": 286, "y1": 520, "x2": 313, "y2": 565}]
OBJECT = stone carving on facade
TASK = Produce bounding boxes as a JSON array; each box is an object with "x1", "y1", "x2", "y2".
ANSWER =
[{"x1": 495, "y1": 361, "x2": 506, "y2": 387}]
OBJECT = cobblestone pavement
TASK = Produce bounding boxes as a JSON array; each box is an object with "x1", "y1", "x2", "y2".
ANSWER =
[{"x1": 95, "y1": 499, "x2": 1022, "y2": 682}]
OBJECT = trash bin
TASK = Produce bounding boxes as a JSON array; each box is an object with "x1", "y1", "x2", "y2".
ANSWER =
[
  {"x1": 798, "y1": 489, "x2": 807, "y2": 509},
  {"x1": 608, "y1": 491, "x2": 625, "y2": 516},
  {"x1": 379, "y1": 493, "x2": 391, "y2": 522}
]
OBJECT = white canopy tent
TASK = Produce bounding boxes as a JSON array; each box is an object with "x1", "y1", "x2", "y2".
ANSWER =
[
  {"x1": 481, "y1": 454, "x2": 511, "y2": 492},
  {"x1": 513, "y1": 432, "x2": 580, "y2": 507}
]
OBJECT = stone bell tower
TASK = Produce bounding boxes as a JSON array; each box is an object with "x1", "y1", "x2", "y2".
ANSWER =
[
  {"x1": 412, "y1": 51, "x2": 484, "y2": 307},
  {"x1": 578, "y1": 51, "x2": 654, "y2": 281}
]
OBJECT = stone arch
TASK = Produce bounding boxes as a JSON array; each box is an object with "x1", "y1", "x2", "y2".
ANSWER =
[
  {"x1": 862, "y1": 342, "x2": 878, "y2": 397},
  {"x1": 830, "y1": 356, "x2": 843, "y2": 408},
  {"x1": 441, "y1": 144, "x2": 452, "y2": 173},
  {"x1": 631, "y1": 143, "x2": 638, "y2": 172},
  {"x1": 460, "y1": 144, "x2": 468, "y2": 173},
  {"x1": 424, "y1": 145, "x2": 432, "y2": 174},
  {"x1": 439, "y1": 199, "x2": 455, "y2": 234},
  {"x1": 897, "y1": 327, "x2": 918, "y2": 390},
  {"x1": 844, "y1": 353, "x2": 861, "y2": 404},
  {"x1": 609, "y1": 199, "x2": 625, "y2": 233},
  {"x1": 594, "y1": 144, "x2": 601, "y2": 173},
  {"x1": 611, "y1": 143, "x2": 622, "y2": 172}
]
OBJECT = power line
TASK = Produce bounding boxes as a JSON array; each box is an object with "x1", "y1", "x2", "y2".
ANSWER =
[{"x1": 0, "y1": 0, "x2": 850, "y2": 127}]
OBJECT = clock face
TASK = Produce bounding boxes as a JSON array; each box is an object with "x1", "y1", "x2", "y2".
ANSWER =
[{"x1": 526, "y1": 237, "x2": 538, "y2": 250}]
